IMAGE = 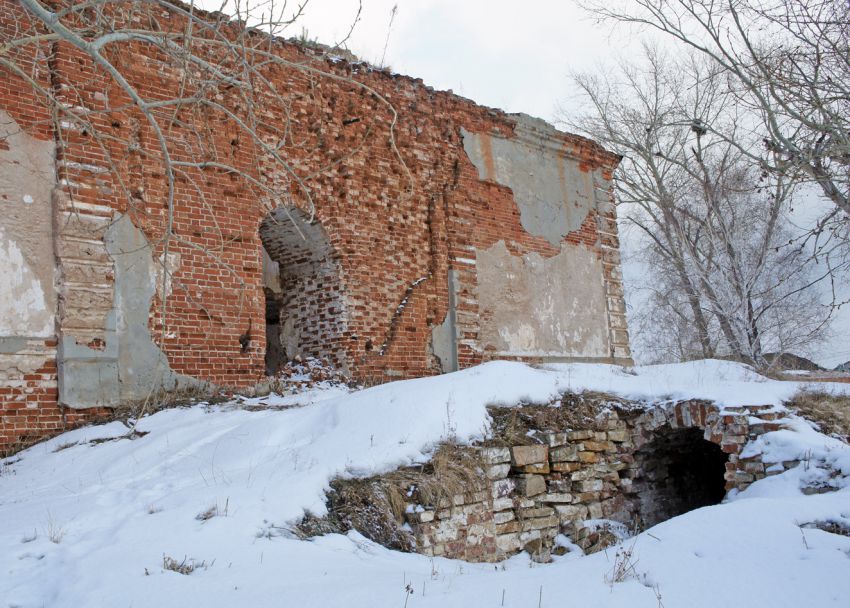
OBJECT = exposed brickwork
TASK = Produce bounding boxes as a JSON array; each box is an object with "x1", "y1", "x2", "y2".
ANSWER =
[
  {"x1": 0, "y1": 3, "x2": 101, "y2": 455},
  {"x1": 0, "y1": 338, "x2": 111, "y2": 457},
  {"x1": 0, "y1": 1, "x2": 631, "y2": 453}
]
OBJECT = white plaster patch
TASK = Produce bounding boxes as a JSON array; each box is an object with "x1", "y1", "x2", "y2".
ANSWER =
[
  {"x1": 475, "y1": 240, "x2": 610, "y2": 359},
  {"x1": 155, "y1": 251, "x2": 181, "y2": 300},
  {"x1": 22, "y1": 194, "x2": 34, "y2": 204},
  {"x1": 0, "y1": 227, "x2": 53, "y2": 336}
]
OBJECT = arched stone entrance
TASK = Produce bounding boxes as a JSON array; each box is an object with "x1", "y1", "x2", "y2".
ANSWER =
[
  {"x1": 630, "y1": 427, "x2": 729, "y2": 527},
  {"x1": 382, "y1": 398, "x2": 787, "y2": 562}
]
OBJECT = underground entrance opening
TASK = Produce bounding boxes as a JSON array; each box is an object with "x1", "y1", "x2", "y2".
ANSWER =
[
  {"x1": 259, "y1": 208, "x2": 347, "y2": 375},
  {"x1": 630, "y1": 427, "x2": 728, "y2": 528}
]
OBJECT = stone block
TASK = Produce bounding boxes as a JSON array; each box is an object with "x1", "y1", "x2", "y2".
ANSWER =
[
  {"x1": 551, "y1": 462, "x2": 582, "y2": 472},
  {"x1": 547, "y1": 479, "x2": 571, "y2": 493},
  {"x1": 515, "y1": 462, "x2": 550, "y2": 474},
  {"x1": 496, "y1": 521, "x2": 521, "y2": 535},
  {"x1": 573, "y1": 491, "x2": 601, "y2": 503},
  {"x1": 519, "y1": 529, "x2": 542, "y2": 543},
  {"x1": 607, "y1": 429, "x2": 629, "y2": 442},
  {"x1": 550, "y1": 445, "x2": 579, "y2": 462},
  {"x1": 568, "y1": 430, "x2": 593, "y2": 440},
  {"x1": 407, "y1": 510, "x2": 435, "y2": 523},
  {"x1": 486, "y1": 464, "x2": 511, "y2": 479},
  {"x1": 582, "y1": 440, "x2": 612, "y2": 452},
  {"x1": 521, "y1": 515, "x2": 559, "y2": 531},
  {"x1": 569, "y1": 468, "x2": 595, "y2": 481},
  {"x1": 544, "y1": 432, "x2": 569, "y2": 447},
  {"x1": 479, "y1": 446, "x2": 511, "y2": 464},
  {"x1": 493, "y1": 497, "x2": 514, "y2": 511},
  {"x1": 554, "y1": 504, "x2": 588, "y2": 520},
  {"x1": 518, "y1": 506, "x2": 555, "y2": 519},
  {"x1": 496, "y1": 532, "x2": 521, "y2": 554},
  {"x1": 511, "y1": 445, "x2": 549, "y2": 467},
  {"x1": 607, "y1": 460, "x2": 628, "y2": 471},
  {"x1": 576, "y1": 479, "x2": 603, "y2": 492},
  {"x1": 578, "y1": 451, "x2": 598, "y2": 463},
  {"x1": 494, "y1": 511, "x2": 516, "y2": 525},
  {"x1": 516, "y1": 474, "x2": 546, "y2": 497},
  {"x1": 492, "y1": 478, "x2": 516, "y2": 498},
  {"x1": 540, "y1": 492, "x2": 573, "y2": 503}
]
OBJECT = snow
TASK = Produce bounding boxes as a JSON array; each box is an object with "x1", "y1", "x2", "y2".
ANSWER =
[{"x1": 1, "y1": 360, "x2": 849, "y2": 607}]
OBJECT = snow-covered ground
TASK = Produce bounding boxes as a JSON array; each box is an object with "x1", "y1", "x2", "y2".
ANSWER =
[{"x1": 2, "y1": 360, "x2": 849, "y2": 607}]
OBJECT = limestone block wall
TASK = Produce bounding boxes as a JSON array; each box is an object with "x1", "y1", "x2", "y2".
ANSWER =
[{"x1": 400, "y1": 399, "x2": 788, "y2": 562}]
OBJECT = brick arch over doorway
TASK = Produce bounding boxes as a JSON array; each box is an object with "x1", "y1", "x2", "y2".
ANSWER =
[{"x1": 260, "y1": 207, "x2": 348, "y2": 374}]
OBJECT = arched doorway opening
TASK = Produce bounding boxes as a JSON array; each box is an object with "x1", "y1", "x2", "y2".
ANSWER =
[
  {"x1": 630, "y1": 427, "x2": 728, "y2": 528},
  {"x1": 259, "y1": 207, "x2": 347, "y2": 375}
]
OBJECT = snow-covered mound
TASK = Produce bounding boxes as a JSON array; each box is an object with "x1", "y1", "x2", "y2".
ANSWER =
[{"x1": 1, "y1": 360, "x2": 849, "y2": 607}]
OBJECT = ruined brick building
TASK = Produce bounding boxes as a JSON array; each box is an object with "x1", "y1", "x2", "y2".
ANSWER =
[{"x1": 0, "y1": 1, "x2": 630, "y2": 454}]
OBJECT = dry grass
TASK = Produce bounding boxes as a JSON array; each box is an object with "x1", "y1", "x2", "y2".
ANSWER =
[
  {"x1": 195, "y1": 499, "x2": 229, "y2": 522},
  {"x1": 162, "y1": 555, "x2": 206, "y2": 575},
  {"x1": 786, "y1": 390, "x2": 850, "y2": 442},
  {"x1": 487, "y1": 391, "x2": 629, "y2": 445},
  {"x1": 111, "y1": 384, "x2": 224, "y2": 425},
  {"x1": 384, "y1": 443, "x2": 486, "y2": 510},
  {"x1": 52, "y1": 441, "x2": 79, "y2": 453},
  {"x1": 45, "y1": 514, "x2": 65, "y2": 544},
  {"x1": 604, "y1": 541, "x2": 640, "y2": 587},
  {"x1": 296, "y1": 443, "x2": 486, "y2": 551},
  {"x1": 799, "y1": 520, "x2": 850, "y2": 541}
]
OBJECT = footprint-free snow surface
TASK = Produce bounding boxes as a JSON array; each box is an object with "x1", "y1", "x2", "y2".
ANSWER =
[{"x1": 1, "y1": 360, "x2": 849, "y2": 607}]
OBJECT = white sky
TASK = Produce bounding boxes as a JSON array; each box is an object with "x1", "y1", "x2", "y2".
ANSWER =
[
  {"x1": 266, "y1": 0, "x2": 632, "y2": 121},
  {"x1": 227, "y1": 0, "x2": 849, "y2": 368}
]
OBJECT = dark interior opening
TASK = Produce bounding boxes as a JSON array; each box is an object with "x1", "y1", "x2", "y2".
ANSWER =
[
  {"x1": 264, "y1": 285, "x2": 284, "y2": 375},
  {"x1": 630, "y1": 427, "x2": 728, "y2": 528}
]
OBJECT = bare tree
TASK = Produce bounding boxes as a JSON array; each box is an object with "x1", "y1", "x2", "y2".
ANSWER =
[
  {"x1": 563, "y1": 47, "x2": 833, "y2": 365},
  {"x1": 580, "y1": 0, "x2": 849, "y2": 220}
]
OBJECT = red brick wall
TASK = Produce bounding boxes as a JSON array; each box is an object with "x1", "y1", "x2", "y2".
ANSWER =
[
  {"x1": 0, "y1": 5, "x2": 113, "y2": 455},
  {"x1": 0, "y1": 0, "x2": 629, "y2": 453}
]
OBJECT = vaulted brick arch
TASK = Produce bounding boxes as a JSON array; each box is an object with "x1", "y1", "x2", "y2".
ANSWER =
[
  {"x1": 259, "y1": 207, "x2": 349, "y2": 374},
  {"x1": 623, "y1": 401, "x2": 758, "y2": 527}
]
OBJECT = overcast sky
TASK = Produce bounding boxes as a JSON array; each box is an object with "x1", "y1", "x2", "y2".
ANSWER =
[
  {"x1": 272, "y1": 0, "x2": 634, "y2": 121},
  {"x1": 237, "y1": 0, "x2": 849, "y2": 368}
]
